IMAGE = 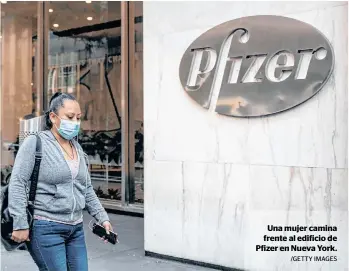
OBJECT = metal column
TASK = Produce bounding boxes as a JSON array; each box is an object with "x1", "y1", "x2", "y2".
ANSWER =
[
  {"x1": 128, "y1": 1, "x2": 136, "y2": 204},
  {"x1": 37, "y1": 2, "x2": 48, "y2": 113},
  {"x1": 121, "y1": 1, "x2": 130, "y2": 204}
]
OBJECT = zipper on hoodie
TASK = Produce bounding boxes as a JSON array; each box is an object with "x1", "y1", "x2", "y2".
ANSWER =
[
  {"x1": 52, "y1": 137, "x2": 79, "y2": 221},
  {"x1": 61, "y1": 145, "x2": 76, "y2": 221},
  {"x1": 69, "y1": 142, "x2": 81, "y2": 220},
  {"x1": 70, "y1": 177, "x2": 76, "y2": 220}
]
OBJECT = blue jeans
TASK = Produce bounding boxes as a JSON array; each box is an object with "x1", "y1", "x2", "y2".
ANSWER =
[{"x1": 26, "y1": 220, "x2": 88, "y2": 271}]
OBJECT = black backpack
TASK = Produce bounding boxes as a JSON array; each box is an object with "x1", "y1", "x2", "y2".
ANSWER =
[{"x1": 1, "y1": 135, "x2": 42, "y2": 251}]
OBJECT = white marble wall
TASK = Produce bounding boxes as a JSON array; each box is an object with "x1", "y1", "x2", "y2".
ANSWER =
[{"x1": 143, "y1": 2, "x2": 348, "y2": 270}]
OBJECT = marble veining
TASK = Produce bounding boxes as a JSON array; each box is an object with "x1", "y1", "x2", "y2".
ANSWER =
[
  {"x1": 144, "y1": 5, "x2": 347, "y2": 169},
  {"x1": 198, "y1": 163, "x2": 209, "y2": 222},
  {"x1": 145, "y1": 160, "x2": 347, "y2": 270},
  {"x1": 324, "y1": 169, "x2": 332, "y2": 227},
  {"x1": 217, "y1": 164, "x2": 230, "y2": 229},
  {"x1": 181, "y1": 161, "x2": 186, "y2": 245},
  {"x1": 284, "y1": 167, "x2": 295, "y2": 231},
  {"x1": 330, "y1": 75, "x2": 338, "y2": 168},
  {"x1": 144, "y1": 2, "x2": 346, "y2": 38},
  {"x1": 144, "y1": 2, "x2": 347, "y2": 271}
]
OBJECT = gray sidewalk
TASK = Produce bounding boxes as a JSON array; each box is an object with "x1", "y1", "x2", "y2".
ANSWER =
[{"x1": 1, "y1": 212, "x2": 214, "y2": 271}]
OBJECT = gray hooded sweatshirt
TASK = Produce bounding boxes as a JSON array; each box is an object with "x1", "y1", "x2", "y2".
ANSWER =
[{"x1": 8, "y1": 130, "x2": 109, "y2": 230}]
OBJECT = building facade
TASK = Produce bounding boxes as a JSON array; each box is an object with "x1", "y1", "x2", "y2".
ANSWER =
[
  {"x1": 0, "y1": 1, "x2": 348, "y2": 271},
  {"x1": 143, "y1": 1, "x2": 348, "y2": 271}
]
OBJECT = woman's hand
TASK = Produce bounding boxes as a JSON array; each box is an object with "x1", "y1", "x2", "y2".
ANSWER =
[
  {"x1": 99, "y1": 221, "x2": 114, "y2": 244},
  {"x1": 102, "y1": 221, "x2": 113, "y2": 234},
  {"x1": 11, "y1": 229, "x2": 30, "y2": 243}
]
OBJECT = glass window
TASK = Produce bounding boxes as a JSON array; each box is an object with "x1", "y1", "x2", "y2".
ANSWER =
[
  {"x1": 1, "y1": 1, "x2": 38, "y2": 186},
  {"x1": 129, "y1": 1, "x2": 144, "y2": 204},
  {"x1": 1, "y1": 1, "x2": 145, "y2": 209},
  {"x1": 47, "y1": 1, "x2": 123, "y2": 201}
]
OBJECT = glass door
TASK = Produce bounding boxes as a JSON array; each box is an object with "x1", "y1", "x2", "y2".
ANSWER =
[
  {"x1": 46, "y1": 1, "x2": 123, "y2": 202},
  {"x1": 128, "y1": 1, "x2": 144, "y2": 204},
  {"x1": 0, "y1": 1, "x2": 38, "y2": 186}
]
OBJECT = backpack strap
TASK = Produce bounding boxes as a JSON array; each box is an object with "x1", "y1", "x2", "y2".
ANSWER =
[{"x1": 28, "y1": 135, "x2": 42, "y2": 206}]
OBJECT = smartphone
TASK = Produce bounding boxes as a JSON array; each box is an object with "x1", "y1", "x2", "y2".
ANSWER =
[{"x1": 92, "y1": 223, "x2": 118, "y2": 245}]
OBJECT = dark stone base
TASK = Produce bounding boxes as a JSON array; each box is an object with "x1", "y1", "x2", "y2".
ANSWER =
[
  {"x1": 145, "y1": 250, "x2": 245, "y2": 271},
  {"x1": 104, "y1": 208, "x2": 144, "y2": 218}
]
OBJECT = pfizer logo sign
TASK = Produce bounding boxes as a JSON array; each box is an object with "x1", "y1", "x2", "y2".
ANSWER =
[{"x1": 179, "y1": 15, "x2": 334, "y2": 117}]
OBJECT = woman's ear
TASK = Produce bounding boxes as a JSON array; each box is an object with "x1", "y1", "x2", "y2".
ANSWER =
[{"x1": 49, "y1": 112, "x2": 56, "y2": 125}]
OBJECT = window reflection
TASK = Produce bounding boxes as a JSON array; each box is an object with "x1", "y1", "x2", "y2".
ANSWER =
[
  {"x1": 132, "y1": 2, "x2": 144, "y2": 204},
  {"x1": 1, "y1": 1, "x2": 144, "y2": 208},
  {"x1": 47, "y1": 1, "x2": 123, "y2": 201},
  {"x1": 1, "y1": 1, "x2": 38, "y2": 186}
]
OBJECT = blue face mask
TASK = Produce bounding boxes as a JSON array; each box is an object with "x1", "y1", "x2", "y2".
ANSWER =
[{"x1": 55, "y1": 116, "x2": 80, "y2": 140}]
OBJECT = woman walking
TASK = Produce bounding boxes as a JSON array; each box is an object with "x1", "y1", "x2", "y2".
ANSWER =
[{"x1": 8, "y1": 92, "x2": 113, "y2": 271}]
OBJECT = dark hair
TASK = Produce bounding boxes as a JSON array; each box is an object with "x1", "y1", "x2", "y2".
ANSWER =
[{"x1": 45, "y1": 92, "x2": 77, "y2": 129}]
